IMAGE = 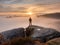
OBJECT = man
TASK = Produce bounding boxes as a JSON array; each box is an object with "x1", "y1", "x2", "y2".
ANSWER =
[{"x1": 29, "y1": 17, "x2": 32, "y2": 26}]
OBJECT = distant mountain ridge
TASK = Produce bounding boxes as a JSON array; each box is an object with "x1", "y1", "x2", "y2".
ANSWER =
[{"x1": 37, "y1": 12, "x2": 60, "y2": 19}]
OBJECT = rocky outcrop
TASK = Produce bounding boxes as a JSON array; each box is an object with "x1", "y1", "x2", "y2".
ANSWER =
[
  {"x1": 1, "y1": 28, "x2": 25, "y2": 41},
  {"x1": 0, "y1": 25, "x2": 60, "y2": 44},
  {"x1": 26, "y1": 25, "x2": 60, "y2": 42}
]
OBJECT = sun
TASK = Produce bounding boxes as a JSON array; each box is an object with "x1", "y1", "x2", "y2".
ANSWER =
[{"x1": 26, "y1": 12, "x2": 33, "y2": 15}]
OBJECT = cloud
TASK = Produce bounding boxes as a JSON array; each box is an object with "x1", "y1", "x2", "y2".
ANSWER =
[
  {"x1": 35, "y1": 0, "x2": 60, "y2": 4},
  {"x1": 32, "y1": 3, "x2": 60, "y2": 14},
  {"x1": 0, "y1": 3, "x2": 60, "y2": 14},
  {"x1": 0, "y1": 4, "x2": 28, "y2": 12},
  {"x1": 0, "y1": 0, "x2": 60, "y2": 4},
  {"x1": 0, "y1": 0, "x2": 23, "y2": 4},
  {"x1": 0, "y1": 0, "x2": 60, "y2": 14}
]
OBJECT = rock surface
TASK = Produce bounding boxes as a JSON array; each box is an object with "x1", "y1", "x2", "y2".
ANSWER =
[
  {"x1": 26, "y1": 25, "x2": 60, "y2": 42},
  {"x1": 0, "y1": 25, "x2": 60, "y2": 44},
  {"x1": 1, "y1": 28, "x2": 25, "y2": 40}
]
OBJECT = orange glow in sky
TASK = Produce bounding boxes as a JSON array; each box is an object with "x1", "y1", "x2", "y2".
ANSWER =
[{"x1": 26, "y1": 12, "x2": 33, "y2": 15}]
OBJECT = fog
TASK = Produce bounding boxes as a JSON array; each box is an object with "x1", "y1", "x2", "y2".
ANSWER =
[{"x1": 0, "y1": 16, "x2": 60, "y2": 32}]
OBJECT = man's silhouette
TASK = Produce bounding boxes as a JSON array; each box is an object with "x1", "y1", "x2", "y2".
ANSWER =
[{"x1": 29, "y1": 17, "x2": 32, "y2": 26}]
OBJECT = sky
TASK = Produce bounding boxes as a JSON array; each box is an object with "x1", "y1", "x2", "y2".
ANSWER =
[
  {"x1": 0, "y1": 0, "x2": 60, "y2": 15},
  {"x1": 0, "y1": 0, "x2": 60, "y2": 32}
]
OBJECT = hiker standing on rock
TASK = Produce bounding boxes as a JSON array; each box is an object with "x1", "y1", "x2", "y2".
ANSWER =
[{"x1": 29, "y1": 17, "x2": 32, "y2": 26}]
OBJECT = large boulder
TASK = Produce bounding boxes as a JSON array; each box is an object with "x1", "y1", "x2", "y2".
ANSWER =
[
  {"x1": 1, "y1": 28, "x2": 25, "y2": 41},
  {"x1": 26, "y1": 25, "x2": 60, "y2": 42}
]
